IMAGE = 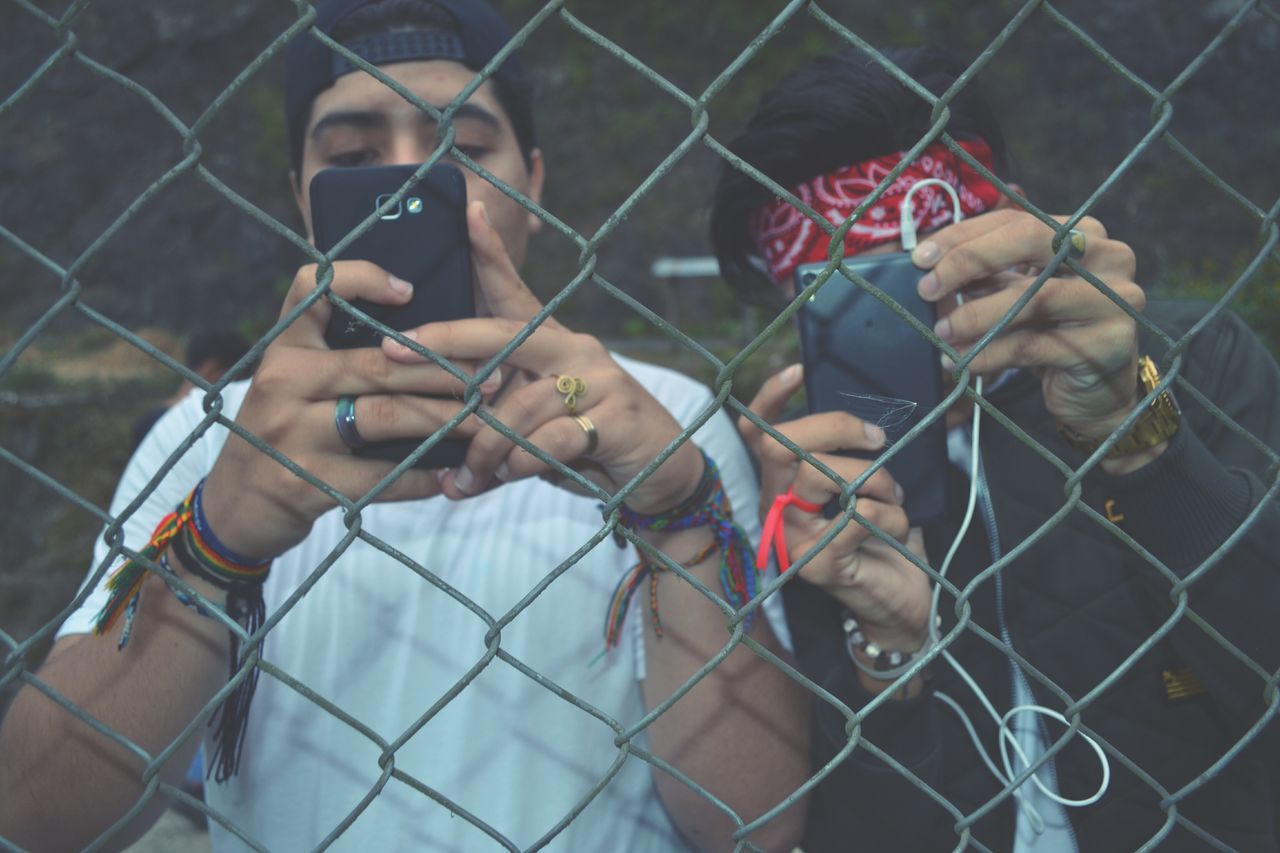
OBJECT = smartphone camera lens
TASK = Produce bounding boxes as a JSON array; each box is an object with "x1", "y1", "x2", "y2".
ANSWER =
[{"x1": 375, "y1": 193, "x2": 403, "y2": 220}]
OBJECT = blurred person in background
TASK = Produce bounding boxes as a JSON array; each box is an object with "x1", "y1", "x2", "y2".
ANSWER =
[
  {"x1": 711, "y1": 45, "x2": 1280, "y2": 852},
  {"x1": 131, "y1": 329, "x2": 256, "y2": 450}
]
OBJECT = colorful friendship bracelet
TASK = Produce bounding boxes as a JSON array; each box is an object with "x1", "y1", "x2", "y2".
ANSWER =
[
  {"x1": 92, "y1": 478, "x2": 271, "y2": 783},
  {"x1": 603, "y1": 539, "x2": 718, "y2": 648},
  {"x1": 187, "y1": 479, "x2": 273, "y2": 582},
  {"x1": 605, "y1": 449, "x2": 760, "y2": 649}
]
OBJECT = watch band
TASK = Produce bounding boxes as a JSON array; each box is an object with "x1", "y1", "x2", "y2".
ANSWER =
[{"x1": 1058, "y1": 355, "x2": 1181, "y2": 458}]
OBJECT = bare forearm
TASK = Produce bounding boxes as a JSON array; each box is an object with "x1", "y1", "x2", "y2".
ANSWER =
[
  {"x1": 0, "y1": 564, "x2": 229, "y2": 851},
  {"x1": 639, "y1": 528, "x2": 809, "y2": 852}
]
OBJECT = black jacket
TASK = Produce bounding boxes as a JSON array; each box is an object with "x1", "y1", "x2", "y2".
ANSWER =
[{"x1": 789, "y1": 301, "x2": 1280, "y2": 852}]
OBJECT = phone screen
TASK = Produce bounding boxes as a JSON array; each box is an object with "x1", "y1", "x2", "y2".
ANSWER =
[
  {"x1": 310, "y1": 162, "x2": 474, "y2": 468},
  {"x1": 794, "y1": 256, "x2": 949, "y2": 524}
]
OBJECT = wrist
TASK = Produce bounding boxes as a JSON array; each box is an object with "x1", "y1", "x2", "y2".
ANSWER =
[
  {"x1": 609, "y1": 448, "x2": 760, "y2": 647},
  {"x1": 635, "y1": 524, "x2": 715, "y2": 564},
  {"x1": 625, "y1": 442, "x2": 707, "y2": 516},
  {"x1": 853, "y1": 618, "x2": 930, "y2": 659},
  {"x1": 1057, "y1": 355, "x2": 1181, "y2": 468},
  {"x1": 855, "y1": 667, "x2": 926, "y2": 699},
  {"x1": 201, "y1": 469, "x2": 303, "y2": 561},
  {"x1": 841, "y1": 610, "x2": 936, "y2": 699},
  {"x1": 158, "y1": 547, "x2": 230, "y2": 607},
  {"x1": 1099, "y1": 439, "x2": 1169, "y2": 475}
]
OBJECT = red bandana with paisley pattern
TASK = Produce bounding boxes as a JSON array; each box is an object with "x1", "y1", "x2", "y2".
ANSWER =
[{"x1": 749, "y1": 138, "x2": 1001, "y2": 283}]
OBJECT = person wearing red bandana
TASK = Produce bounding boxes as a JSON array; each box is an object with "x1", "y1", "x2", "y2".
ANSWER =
[{"x1": 711, "y1": 46, "x2": 1280, "y2": 852}]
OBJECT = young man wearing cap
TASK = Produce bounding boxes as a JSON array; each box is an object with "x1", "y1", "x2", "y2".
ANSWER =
[
  {"x1": 711, "y1": 46, "x2": 1279, "y2": 851},
  {"x1": 0, "y1": 2, "x2": 807, "y2": 850}
]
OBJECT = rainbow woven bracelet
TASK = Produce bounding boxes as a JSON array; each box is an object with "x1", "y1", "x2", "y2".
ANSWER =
[
  {"x1": 604, "y1": 449, "x2": 760, "y2": 649},
  {"x1": 93, "y1": 477, "x2": 271, "y2": 783}
]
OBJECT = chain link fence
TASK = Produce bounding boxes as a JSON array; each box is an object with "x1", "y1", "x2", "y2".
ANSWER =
[{"x1": 1, "y1": 0, "x2": 1278, "y2": 850}]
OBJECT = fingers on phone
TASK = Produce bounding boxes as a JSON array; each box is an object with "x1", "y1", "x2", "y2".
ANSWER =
[
  {"x1": 443, "y1": 375, "x2": 568, "y2": 497},
  {"x1": 490, "y1": 416, "x2": 600, "y2": 489},
  {"x1": 287, "y1": 260, "x2": 411, "y2": 311},
  {"x1": 793, "y1": 455, "x2": 901, "y2": 508},
  {"x1": 278, "y1": 261, "x2": 415, "y2": 345},
  {"x1": 371, "y1": 468, "x2": 446, "y2": 503},
  {"x1": 335, "y1": 394, "x2": 480, "y2": 447},
  {"x1": 918, "y1": 211, "x2": 1112, "y2": 300},
  {"x1": 755, "y1": 412, "x2": 887, "y2": 469}
]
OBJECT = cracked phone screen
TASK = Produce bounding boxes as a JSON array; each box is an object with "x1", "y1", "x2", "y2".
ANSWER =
[
  {"x1": 794, "y1": 255, "x2": 949, "y2": 522},
  {"x1": 837, "y1": 392, "x2": 918, "y2": 443}
]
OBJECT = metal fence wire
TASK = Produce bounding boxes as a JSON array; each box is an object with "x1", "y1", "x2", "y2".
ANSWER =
[{"x1": 2, "y1": 0, "x2": 1279, "y2": 851}]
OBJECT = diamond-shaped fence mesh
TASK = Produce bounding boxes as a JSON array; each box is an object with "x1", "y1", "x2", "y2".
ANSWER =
[{"x1": 1, "y1": 0, "x2": 1278, "y2": 851}]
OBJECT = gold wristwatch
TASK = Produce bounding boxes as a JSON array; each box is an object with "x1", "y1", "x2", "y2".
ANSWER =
[{"x1": 1058, "y1": 356, "x2": 1181, "y2": 458}]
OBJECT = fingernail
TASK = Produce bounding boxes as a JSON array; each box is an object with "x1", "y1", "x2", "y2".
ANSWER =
[
  {"x1": 864, "y1": 423, "x2": 886, "y2": 447},
  {"x1": 480, "y1": 367, "x2": 503, "y2": 393},
  {"x1": 912, "y1": 241, "x2": 940, "y2": 267},
  {"x1": 934, "y1": 316, "x2": 952, "y2": 342},
  {"x1": 454, "y1": 466, "x2": 477, "y2": 494},
  {"x1": 780, "y1": 363, "x2": 803, "y2": 385},
  {"x1": 388, "y1": 330, "x2": 417, "y2": 356},
  {"x1": 894, "y1": 483, "x2": 905, "y2": 504},
  {"x1": 918, "y1": 272, "x2": 940, "y2": 299},
  {"x1": 388, "y1": 274, "x2": 413, "y2": 296},
  {"x1": 494, "y1": 462, "x2": 510, "y2": 482},
  {"x1": 479, "y1": 202, "x2": 491, "y2": 225},
  {"x1": 940, "y1": 351, "x2": 956, "y2": 371}
]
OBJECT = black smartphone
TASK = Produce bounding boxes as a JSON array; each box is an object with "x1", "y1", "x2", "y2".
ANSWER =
[
  {"x1": 311, "y1": 162, "x2": 473, "y2": 469},
  {"x1": 794, "y1": 256, "x2": 948, "y2": 524}
]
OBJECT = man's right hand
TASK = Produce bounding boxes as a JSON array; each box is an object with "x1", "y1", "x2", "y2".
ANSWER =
[
  {"x1": 740, "y1": 364, "x2": 933, "y2": 659},
  {"x1": 200, "y1": 260, "x2": 495, "y2": 560}
]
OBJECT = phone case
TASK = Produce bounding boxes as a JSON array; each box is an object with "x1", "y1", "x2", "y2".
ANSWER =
[
  {"x1": 311, "y1": 162, "x2": 474, "y2": 469},
  {"x1": 794, "y1": 256, "x2": 949, "y2": 524}
]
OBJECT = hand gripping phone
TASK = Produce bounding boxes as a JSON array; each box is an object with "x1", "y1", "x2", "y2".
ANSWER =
[
  {"x1": 311, "y1": 162, "x2": 473, "y2": 469},
  {"x1": 792, "y1": 177, "x2": 971, "y2": 524},
  {"x1": 794, "y1": 255, "x2": 949, "y2": 524}
]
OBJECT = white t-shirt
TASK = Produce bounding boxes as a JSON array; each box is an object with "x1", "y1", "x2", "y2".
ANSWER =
[{"x1": 59, "y1": 356, "x2": 785, "y2": 852}]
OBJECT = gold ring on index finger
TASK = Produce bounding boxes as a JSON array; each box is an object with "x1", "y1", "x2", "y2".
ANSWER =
[{"x1": 555, "y1": 375, "x2": 587, "y2": 415}]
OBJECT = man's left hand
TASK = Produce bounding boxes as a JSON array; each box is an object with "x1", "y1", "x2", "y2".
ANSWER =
[{"x1": 912, "y1": 209, "x2": 1145, "y2": 443}]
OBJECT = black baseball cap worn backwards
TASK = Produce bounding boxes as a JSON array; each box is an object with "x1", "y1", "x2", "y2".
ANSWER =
[{"x1": 284, "y1": 0, "x2": 527, "y2": 168}]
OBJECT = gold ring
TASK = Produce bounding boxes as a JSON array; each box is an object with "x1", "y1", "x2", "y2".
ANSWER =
[
  {"x1": 556, "y1": 375, "x2": 587, "y2": 415},
  {"x1": 572, "y1": 414, "x2": 598, "y2": 455},
  {"x1": 1067, "y1": 228, "x2": 1087, "y2": 258}
]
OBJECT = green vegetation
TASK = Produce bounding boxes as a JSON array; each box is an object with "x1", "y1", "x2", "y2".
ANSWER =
[{"x1": 1164, "y1": 254, "x2": 1280, "y2": 359}]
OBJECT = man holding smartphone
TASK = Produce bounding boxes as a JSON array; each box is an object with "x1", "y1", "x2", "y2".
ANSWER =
[
  {"x1": 0, "y1": 2, "x2": 807, "y2": 850},
  {"x1": 710, "y1": 46, "x2": 1279, "y2": 852}
]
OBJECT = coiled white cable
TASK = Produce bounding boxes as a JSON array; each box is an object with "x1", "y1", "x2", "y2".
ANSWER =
[
  {"x1": 897, "y1": 178, "x2": 1111, "y2": 826},
  {"x1": 926, "y1": 314, "x2": 1110, "y2": 827}
]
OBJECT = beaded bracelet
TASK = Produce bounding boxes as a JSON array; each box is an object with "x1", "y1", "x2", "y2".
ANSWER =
[
  {"x1": 604, "y1": 449, "x2": 759, "y2": 649},
  {"x1": 93, "y1": 478, "x2": 271, "y2": 782},
  {"x1": 842, "y1": 610, "x2": 940, "y2": 681}
]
